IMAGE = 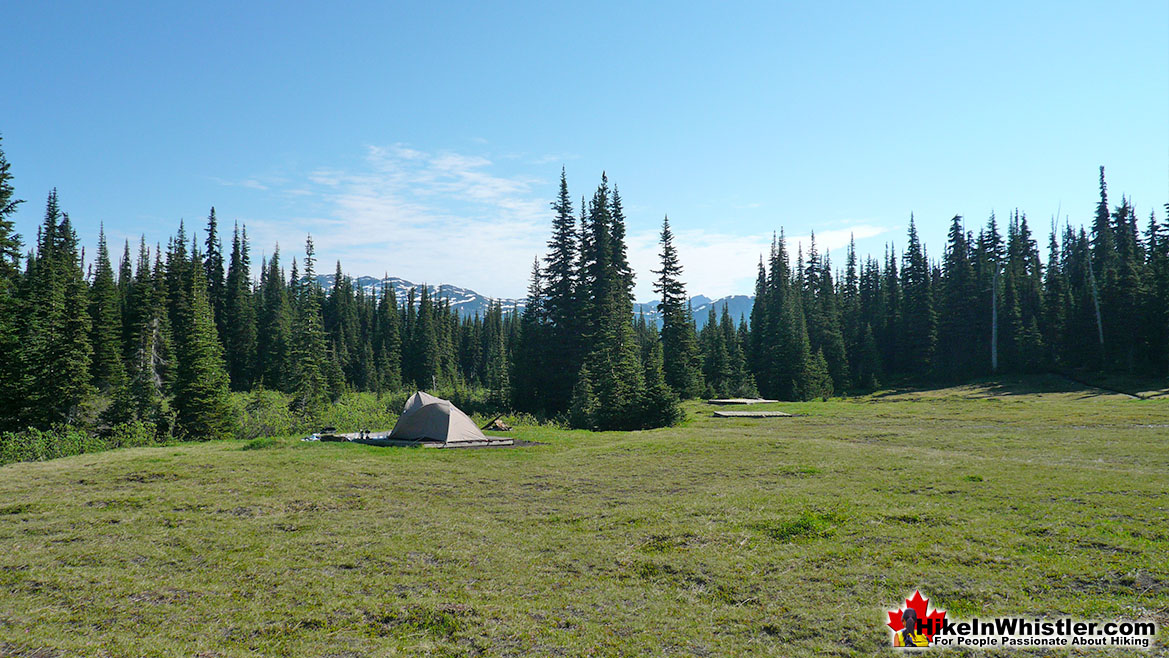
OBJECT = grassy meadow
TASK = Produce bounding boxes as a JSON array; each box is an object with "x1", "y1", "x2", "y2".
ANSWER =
[{"x1": 1, "y1": 376, "x2": 1167, "y2": 656}]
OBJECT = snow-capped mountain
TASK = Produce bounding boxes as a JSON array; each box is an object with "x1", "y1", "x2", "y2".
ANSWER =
[
  {"x1": 314, "y1": 274, "x2": 524, "y2": 317},
  {"x1": 315, "y1": 274, "x2": 752, "y2": 329}
]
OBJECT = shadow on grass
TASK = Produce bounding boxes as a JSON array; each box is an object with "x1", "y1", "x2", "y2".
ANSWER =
[{"x1": 865, "y1": 373, "x2": 1151, "y2": 400}]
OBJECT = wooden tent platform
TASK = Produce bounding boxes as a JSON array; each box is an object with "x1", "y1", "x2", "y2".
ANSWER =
[
  {"x1": 712, "y1": 410, "x2": 792, "y2": 418},
  {"x1": 707, "y1": 398, "x2": 781, "y2": 405}
]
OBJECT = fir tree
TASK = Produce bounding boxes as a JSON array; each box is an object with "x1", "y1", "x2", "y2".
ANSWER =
[
  {"x1": 0, "y1": 136, "x2": 25, "y2": 424},
  {"x1": 19, "y1": 195, "x2": 94, "y2": 427},
  {"x1": 203, "y1": 207, "x2": 226, "y2": 342},
  {"x1": 511, "y1": 258, "x2": 546, "y2": 412},
  {"x1": 653, "y1": 215, "x2": 704, "y2": 398},
  {"x1": 939, "y1": 215, "x2": 977, "y2": 378},
  {"x1": 289, "y1": 236, "x2": 329, "y2": 412},
  {"x1": 172, "y1": 250, "x2": 237, "y2": 440},
  {"x1": 373, "y1": 277, "x2": 403, "y2": 392},
  {"x1": 223, "y1": 224, "x2": 257, "y2": 390},
  {"x1": 88, "y1": 224, "x2": 127, "y2": 393},
  {"x1": 900, "y1": 216, "x2": 936, "y2": 375}
]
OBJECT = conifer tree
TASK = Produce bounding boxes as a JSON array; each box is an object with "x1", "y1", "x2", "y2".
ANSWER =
[
  {"x1": 289, "y1": 236, "x2": 329, "y2": 411},
  {"x1": 223, "y1": 224, "x2": 257, "y2": 390},
  {"x1": 484, "y1": 301, "x2": 510, "y2": 407},
  {"x1": 410, "y1": 285, "x2": 440, "y2": 389},
  {"x1": 539, "y1": 169, "x2": 580, "y2": 410},
  {"x1": 699, "y1": 306, "x2": 729, "y2": 396},
  {"x1": 172, "y1": 249, "x2": 236, "y2": 440},
  {"x1": 636, "y1": 334, "x2": 683, "y2": 428},
  {"x1": 0, "y1": 136, "x2": 25, "y2": 424},
  {"x1": 939, "y1": 215, "x2": 977, "y2": 378},
  {"x1": 256, "y1": 248, "x2": 293, "y2": 390},
  {"x1": 203, "y1": 207, "x2": 226, "y2": 341},
  {"x1": 575, "y1": 175, "x2": 660, "y2": 429},
  {"x1": 653, "y1": 215, "x2": 704, "y2": 398},
  {"x1": 373, "y1": 278, "x2": 403, "y2": 392},
  {"x1": 19, "y1": 195, "x2": 94, "y2": 426},
  {"x1": 88, "y1": 224, "x2": 126, "y2": 393},
  {"x1": 1042, "y1": 222, "x2": 1069, "y2": 366},
  {"x1": 900, "y1": 216, "x2": 936, "y2": 375},
  {"x1": 511, "y1": 258, "x2": 546, "y2": 411},
  {"x1": 123, "y1": 241, "x2": 173, "y2": 430}
]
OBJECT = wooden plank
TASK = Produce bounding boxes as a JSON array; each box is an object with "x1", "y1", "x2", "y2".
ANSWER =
[{"x1": 712, "y1": 410, "x2": 792, "y2": 418}]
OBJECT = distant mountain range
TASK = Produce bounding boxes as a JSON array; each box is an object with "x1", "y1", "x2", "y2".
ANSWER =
[{"x1": 315, "y1": 274, "x2": 753, "y2": 329}]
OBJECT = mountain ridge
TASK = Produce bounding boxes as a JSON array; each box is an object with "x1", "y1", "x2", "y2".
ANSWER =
[{"x1": 314, "y1": 274, "x2": 753, "y2": 329}]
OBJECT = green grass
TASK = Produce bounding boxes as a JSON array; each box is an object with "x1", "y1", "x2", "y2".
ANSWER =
[{"x1": 1, "y1": 375, "x2": 1167, "y2": 656}]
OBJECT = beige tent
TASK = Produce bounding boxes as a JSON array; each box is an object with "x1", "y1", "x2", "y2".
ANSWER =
[{"x1": 386, "y1": 392, "x2": 512, "y2": 447}]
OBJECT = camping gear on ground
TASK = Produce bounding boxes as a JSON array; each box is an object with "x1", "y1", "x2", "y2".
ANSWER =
[
  {"x1": 355, "y1": 392, "x2": 513, "y2": 447},
  {"x1": 301, "y1": 392, "x2": 513, "y2": 447}
]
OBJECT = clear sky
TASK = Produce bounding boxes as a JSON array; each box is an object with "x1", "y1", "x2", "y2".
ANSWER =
[{"x1": 2, "y1": 1, "x2": 1166, "y2": 300}]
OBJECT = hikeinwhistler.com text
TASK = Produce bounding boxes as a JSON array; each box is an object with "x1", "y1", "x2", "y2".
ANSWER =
[{"x1": 923, "y1": 617, "x2": 1157, "y2": 649}]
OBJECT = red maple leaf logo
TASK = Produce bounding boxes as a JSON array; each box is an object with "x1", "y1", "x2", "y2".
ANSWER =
[{"x1": 887, "y1": 590, "x2": 947, "y2": 641}]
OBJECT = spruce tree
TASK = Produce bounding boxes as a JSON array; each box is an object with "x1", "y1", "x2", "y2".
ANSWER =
[
  {"x1": 0, "y1": 136, "x2": 25, "y2": 424},
  {"x1": 223, "y1": 224, "x2": 257, "y2": 390},
  {"x1": 257, "y1": 247, "x2": 293, "y2": 391},
  {"x1": 289, "y1": 236, "x2": 329, "y2": 411},
  {"x1": 511, "y1": 258, "x2": 547, "y2": 411},
  {"x1": 88, "y1": 224, "x2": 126, "y2": 393},
  {"x1": 653, "y1": 215, "x2": 704, "y2": 398},
  {"x1": 172, "y1": 249, "x2": 236, "y2": 440},
  {"x1": 19, "y1": 195, "x2": 94, "y2": 427},
  {"x1": 939, "y1": 215, "x2": 977, "y2": 378},
  {"x1": 900, "y1": 216, "x2": 936, "y2": 376},
  {"x1": 699, "y1": 306, "x2": 728, "y2": 396},
  {"x1": 484, "y1": 301, "x2": 510, "y2": 407},
  {"x1": 124, "y1": 241, "x2": 173, "y2": 431},
  {"x1": 373, "y1": 278, "x2": 403, "y2": 392},
  {"x1": 576, "y1": 175, "x2": 652, "y2": 429},
  {"x1": 540, "y1": 169, "x2": 580, "y2": 411},
  {"x1": 203, "y1": 207, "x2": 226, "y2": 342}
]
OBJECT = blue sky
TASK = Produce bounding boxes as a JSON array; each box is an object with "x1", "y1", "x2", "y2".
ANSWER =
[{"x1": 2, "y1": 1, "x2": 1166, "y2": 300}]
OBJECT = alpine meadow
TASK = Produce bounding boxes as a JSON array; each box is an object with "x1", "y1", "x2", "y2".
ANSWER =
[{"x1": 1, "y1": 2, "x2": 1167, "y2": 656}]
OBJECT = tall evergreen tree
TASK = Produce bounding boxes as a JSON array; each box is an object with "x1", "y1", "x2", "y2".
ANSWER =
[
  {"x1": 373, "y1": 277, "x2": 403, "y2": 392},
  {"x1": 899, "y1": 215, "x2": 936, "y2": 375},
  {"x1": 0, "y1": 136, "x2": 25, "y2": 424},
  {"x1": 289, "y1": 236, "x2": 329, "y2": 411},
  {"x1": 257, "y1": 247, "x2": 293, "y2": 391},
  {"x1": 172, "y1": 249, "x2": 236, "y2": 440},
  {"x1": 511, "y1": 258, "x2": 547, "y2": 412},
  {"x1": 223, "y1": 224, "x2": 258, "y2": 390},
  {"x1": 19, "y1": 195, "x2": 94, "y2": 427},
  {"x1": 88, "y1": 224, "x2": 126, "y2": 393},
  {"x1": 203, "y1": 207, "x2": 226, "y2": 342},
  {"x1": 653, "y1": 215, "x2": 704, "y2": 398},
  {"x1": 938, "y1": 215, "x2": 977, "y2": 378}
]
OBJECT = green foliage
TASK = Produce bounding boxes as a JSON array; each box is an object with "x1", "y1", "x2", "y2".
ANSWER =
[
  {"x1": 0, "y1": 420, "x2": 159, "y2": 466},
  {"x1": 172, "y1": 251, "x2": 237, "y2": 440},
  {"x1": 798, "y1": 349, "x2": 833, "y2": 401},
  {"x1": 88, "y1": 225, "x2": 126, "y2": 393},
  {"x1": 653, "y1": 215, "x2": 704, "y2": 399}
]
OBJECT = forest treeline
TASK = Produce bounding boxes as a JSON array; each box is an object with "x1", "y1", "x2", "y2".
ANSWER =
[{"x1": 1, "y1": 134, "x2": 1167, "y2": 444}]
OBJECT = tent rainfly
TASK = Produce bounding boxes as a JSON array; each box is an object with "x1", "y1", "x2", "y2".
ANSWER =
[{"x1": 387, "y1": 391, "x2": 512, "y2": 447}]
